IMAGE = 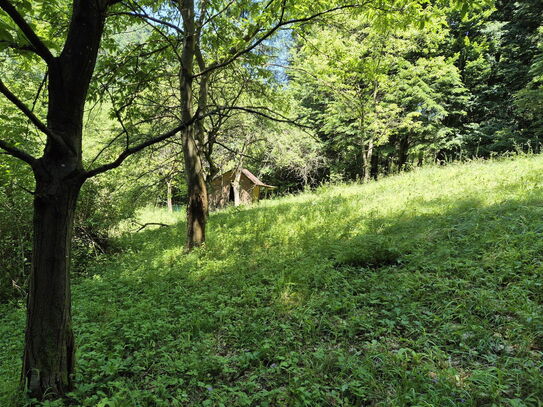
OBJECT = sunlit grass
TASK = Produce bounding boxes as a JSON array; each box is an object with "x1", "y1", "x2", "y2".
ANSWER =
[{"x1": 1, "y1": 155, "x2": 543, "y2": 406}]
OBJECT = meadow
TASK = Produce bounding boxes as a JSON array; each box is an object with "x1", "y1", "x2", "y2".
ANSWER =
[{"x1": 1, "y1": 156, "x2": 543, "y2": 406}]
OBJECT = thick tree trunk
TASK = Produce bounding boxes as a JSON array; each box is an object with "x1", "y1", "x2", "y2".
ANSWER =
[
  {"x1": 20, "y1": 1, "x2": 107, "y2": 397},
  {"x1": 23, "y1": 162, "x2": 83, "y2": 398}
]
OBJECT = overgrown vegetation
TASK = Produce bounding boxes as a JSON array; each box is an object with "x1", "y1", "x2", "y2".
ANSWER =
[
  {"x1": 2, "y1": 155, "x2": 543, "y2": 406},
  {"x1": 1, "y1": 0, "x2": 543, "y2": 403}
]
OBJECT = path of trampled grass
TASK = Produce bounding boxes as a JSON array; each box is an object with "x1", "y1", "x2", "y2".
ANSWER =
[{"x1": 1, "y1": 156, "x2": 543, "y2": 406}]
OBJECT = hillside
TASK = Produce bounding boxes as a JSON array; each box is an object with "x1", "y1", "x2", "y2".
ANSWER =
[{"x1": 2, "y1": 156, "x2": 543, "y2": 406}]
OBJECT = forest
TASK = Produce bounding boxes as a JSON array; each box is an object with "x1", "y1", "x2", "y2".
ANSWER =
[{"x1": 0, "y1": 0, "x2": 542, "y2": 405}]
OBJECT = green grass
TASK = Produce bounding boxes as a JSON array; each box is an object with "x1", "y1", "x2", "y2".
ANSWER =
[{"x1": 2, "y1": 156, "x2": 543, "y2": 406}]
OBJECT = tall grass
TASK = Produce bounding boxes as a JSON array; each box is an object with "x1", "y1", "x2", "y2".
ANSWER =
[{"x1": 1, "y1": 156, "x2": 543, "y2": 406}]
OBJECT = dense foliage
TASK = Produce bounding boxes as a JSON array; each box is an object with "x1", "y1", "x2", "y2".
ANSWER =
[{"x1": 288, "y1": 1, "x2": 543, "y2": 180}]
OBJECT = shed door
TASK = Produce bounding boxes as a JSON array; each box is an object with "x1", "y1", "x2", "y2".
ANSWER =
[{"x1": 228, "y1": 184, "x2": 235, "y2": 202}]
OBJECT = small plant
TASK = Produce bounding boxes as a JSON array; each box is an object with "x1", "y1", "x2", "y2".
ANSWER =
[{"x1": 333, "y1": 235, "x2": 402, "y2": 268}]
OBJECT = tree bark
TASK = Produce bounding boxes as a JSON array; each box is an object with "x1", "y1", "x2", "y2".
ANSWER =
[
  {"x1": 232, "y1": 167, "x2": 242, "y2": 206},
  {"x1": 417, "y1": 151, "x2": 424, "y2": 167},
  {"x1": 183, "y1": 130, "x2": 208, "y2": 249},
  {"x1": 23, "y1": 163, "x2": 83, "y2": 398},
  {"x1": 180, "y1": 0, "x2": 208, "y2": 250},
  {"x1": 370, "y1": 148, "x2": 379, "y2": 180},
  {"x1": 166, "y1": 179, "x2": 173, "y2": 212},
  {"x1": 397, "y1": 134, "x2": 410, "y2": 172},
  {"x1": 362, "y1": 139, "x2": 374, "y2": 183}
]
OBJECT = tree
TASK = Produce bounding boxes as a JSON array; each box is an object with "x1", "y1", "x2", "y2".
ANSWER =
[
  {"x1": 126, "y1": 0, "x2": 436, "y2": 248},
  {"x1": 515, "y1": 27, "x2": 543, "y2": 140},
  {"x1": 289, "y1": 7, "x2": 468, "y2": 179},
  {"x1": 448, "y1": 0, "x2": 543, "y2": 155},
  {"x1": 0, "y1": 0, "x2": 198, "y2": 398}
]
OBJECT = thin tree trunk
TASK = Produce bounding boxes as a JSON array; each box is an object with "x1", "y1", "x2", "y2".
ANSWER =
[
  {"x1": 232, "y1": 167, "x2": 242, "y2": 206},
  {"x1": 362, "y1": 139, "x2": 374, "y2": 183},
  {"x1": 231, "y1": 135, "x2": 251, "y2": 206},
  {"x1": 417, "y1": 151, "x2": 424, "y2": 167},
  {"x1": 398, "y1": 135, "x2": 410, "y2": 172},
  {"x1": 180, "y1": 0, "x2": 208, "y2": 250},
  {"x1": 166, "y1": 179, "x2": 173, "y2": 212},
  {"x1": 370, "y1": 148, "x2": 379, "y2": 180}
]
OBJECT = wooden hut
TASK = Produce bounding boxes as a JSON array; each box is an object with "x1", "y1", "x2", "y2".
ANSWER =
[{"x1": 209, "y1": 168, "x2": 275, "y2": 210}]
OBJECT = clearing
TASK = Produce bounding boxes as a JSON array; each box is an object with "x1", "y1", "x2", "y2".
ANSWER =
[{"x1": 2, "y1": 156, "x2": 543, "y2": 406}]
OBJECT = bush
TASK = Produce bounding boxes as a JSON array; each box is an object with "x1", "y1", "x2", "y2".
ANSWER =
[
  {"x1": 333, "y1": 234, "x2": 402, "y2": 268},
  {"x1": 0, "y1": 160, "x2": 33, "y2": 303},
  {"x1": 72, "y1": 177, "x2": 143, "y2": 274}
]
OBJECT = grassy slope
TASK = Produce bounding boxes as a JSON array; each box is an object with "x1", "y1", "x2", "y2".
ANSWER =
[{"x1": 1, "y1": 156, "x2": 543, "y2": 406}]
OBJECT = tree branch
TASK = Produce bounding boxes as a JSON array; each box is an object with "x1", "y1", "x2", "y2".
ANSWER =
[
  {"x1": 219, "y1": 105, "x2": 311, "y2": 128},
  {"x1": 214, "y1": 140, "x2": 256, "y2": 160},
  {"x1": 135, "y1": 222, "x2": 170, "y2": 232},
  {"x1": 0, "y1": 139, "x2": 36, "y2": 166},
  {"x1": 84, "y1": 112, "x2": 201, "y2": 179},
  {"x1": 0, "y1": 40, "x2": 35, "y2": 53},
  {"x1": 110, "y1": 11, "x2": 184, "y2": 34},
  {"x1": 0, "y1": 0, "x2": 54, "y2": 63},
  {"x1": 195, "y1": 3, "x2": 368, "y2": 78},
  {"x1": 0, "y1": 78, "x2": 51, "y2": 137},
  {"x1": 0, "y1": 78, "x2": 75, "y2": 152}
]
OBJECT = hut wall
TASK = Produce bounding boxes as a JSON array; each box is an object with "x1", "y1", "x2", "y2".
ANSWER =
[
  {"x1": 239, "y1": 174, "x2": 257, "y2": 205},
  {"x1": 209, "y1": 176, "x2": 231, "y2": 209},
  {"x1": 208, "y1": 170, "x2": 263, "y2": 210}
]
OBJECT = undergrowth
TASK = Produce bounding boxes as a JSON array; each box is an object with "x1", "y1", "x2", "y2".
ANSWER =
[{"x1": 1, "y1": 156, "x2": 543, "y2": 406}]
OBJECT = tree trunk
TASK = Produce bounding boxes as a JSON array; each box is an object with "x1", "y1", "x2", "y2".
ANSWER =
[
  {"x1": 20, "y1": 0, "x2": 107, "y2": 396},
  {"x1": 183, "y1": 129, "x2": 208, "y2": 249},
  {"x1": 397, "y1": 135, "x2": 410, "y2": 172},
  {"x1": 417, "y1": 151, "x2": 424, "y2": 167},
  {"x1": 362, "y1": 139, "x2": 374, "y2": 183},
  {"x1": 370, "y1": 148, "x2": 379, "y2": 180},
  {"x1": 180, "y1": 0, "x2": 208, "y2": 250},
  {"x1": 166, "y1": 179, "x2": 173, "y2": 212},
  {"x1": 232, "y1": 167, "x2": 242, "y2": 206},
  {"x1": 23, "y1": 162, "x2": 83, "y2": 398}
]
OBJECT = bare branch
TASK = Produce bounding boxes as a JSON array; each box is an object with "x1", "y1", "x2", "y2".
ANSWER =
[
  {"x1": 135, "y1": 222, "x2": 170, "y2": 232},
  {"x1": 110, "y1": 11, "x2": 184, "y2": 34},
  {"x1": 0, "y1": 0, "x2": 54, "y2": 63}
]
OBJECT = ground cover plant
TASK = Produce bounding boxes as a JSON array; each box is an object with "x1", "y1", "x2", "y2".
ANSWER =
[{"x1": 1, "y1": 155, "x2": 543, "y2": 406}]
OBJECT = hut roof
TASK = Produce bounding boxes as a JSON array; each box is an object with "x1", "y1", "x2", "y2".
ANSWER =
[
  {"x1": 213, "y1": 168, "x2": 275, "y2": 188},
  {"x1": 240, "y1": 168, "x2": 275, "y2": 188}
]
